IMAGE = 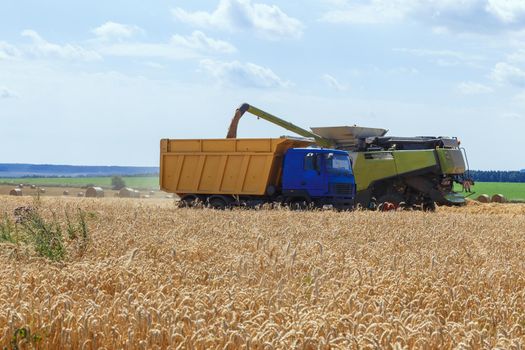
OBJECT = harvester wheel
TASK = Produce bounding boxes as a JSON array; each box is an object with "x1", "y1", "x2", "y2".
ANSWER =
[
  {"x1": 208, "y1": 197, "x2": 228, "y2": 210},
  {"x1": 377, "y1": 193, "x2": 404, "y2": 209},
  {"x1": 422, "y1": 200, "x2": 436, "y2": 212}
]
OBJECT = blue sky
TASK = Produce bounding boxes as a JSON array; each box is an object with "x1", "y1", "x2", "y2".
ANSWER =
[{"x1": 1, "y1": 0, "x2": 525, "y2": 169}]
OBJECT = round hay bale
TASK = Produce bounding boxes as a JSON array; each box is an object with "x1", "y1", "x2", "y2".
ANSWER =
[
  {"x1": 63, "y1": 190, "x2": 69, "y2": 196},
  {"x1": 38, "y1": 188, "x2": 46, "y2": 194},
  {"x1": 149, "y1": 191, "x2": 155, "y2": 196},
  {"x1": 477, "y1": 194, "x2": 490, "y2": 203},
  {"x1": 10, "y1": 188, "x2": 22, "y2": 196},
  {"x1": 85, "y1": 186, "x2": 104, "y2": 198},
  {"x1": 30, "y1": 184, "x2": 36, "y2": 189},
  {"x1": 491, "y1": 194, "x2": 506, "y2": 203},
  {"x1": 18, "y1": 184, "x2": 24, "y2": 188},
  {"x1": 142, "y1": 195, "x2": 150, "y2": 199},
  {"x1": 119, "y1": 187, "x2": 140, "y2": 198},
  {"x1": 77, "y1": 192, "x2": 84, "y2": 197}
]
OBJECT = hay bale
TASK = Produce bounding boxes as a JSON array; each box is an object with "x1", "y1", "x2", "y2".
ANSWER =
[
  {"x1": 477, "y1": 194, "x2": 490, "y2": 203},
  {"x1": 119, "y1": 187, "x2": 140, "y2": 198},
  {"x1": 63, "y1": 190, "x2": 69, "y2": 196},
  {"x1": 18, "y1": 184, "x2": 24, "y2": 188},
  {"x1": 85, "y1": 186, "x2": 104, "y2": 198},
  {"x1": 491, "y1": 194, "x2": 506, "y2": 203},
  {"x1": 77, "y1": 192, "x2": 84, "y2": 197},
  {"x1": 38, "y1": 188, "x2": 46, "y2": 194},
  {"x1": 30, "y1": 184, "x2": 36, "y2": 189},
  {"x1": 149, "y1": 191, "x2": 155, "y2": 196},
  {"x1": 10, "y1": 188, "x2": 22, "y2": 196}
]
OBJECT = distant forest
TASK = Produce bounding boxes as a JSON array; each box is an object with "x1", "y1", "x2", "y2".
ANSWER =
[{"x1": 469, "y1": 170, "x2": 525, "y2": 183}]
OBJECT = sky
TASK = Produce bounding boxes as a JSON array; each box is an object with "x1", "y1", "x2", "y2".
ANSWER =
[{"x1": 1, "y1": 0, "x2": 525, "y2": 170}]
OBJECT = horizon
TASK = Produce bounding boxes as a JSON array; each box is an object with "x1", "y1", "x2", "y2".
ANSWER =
[{"x1": 0, "y1": 162, "x2": 523, "y2": 173}]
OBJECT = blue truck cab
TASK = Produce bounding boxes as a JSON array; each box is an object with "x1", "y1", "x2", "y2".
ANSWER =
[{"x1": 281, "y1": 148, "x2": 355, "y2": 210}]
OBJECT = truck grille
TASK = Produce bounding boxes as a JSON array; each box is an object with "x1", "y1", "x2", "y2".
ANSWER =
[{"x1": 332, "y1": 183, "x2": 353, "y2": 195}]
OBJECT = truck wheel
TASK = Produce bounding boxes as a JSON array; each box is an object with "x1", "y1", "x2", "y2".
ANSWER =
[
  {"x1": 288, "y1": 198, "x2": 309, "y2": 211},
  {"x1": 179, "y1": 195, "x2": 198, "y2": 208},
  {"x1": 208, "y1": 197, "x2": 228, "y2": 210}
]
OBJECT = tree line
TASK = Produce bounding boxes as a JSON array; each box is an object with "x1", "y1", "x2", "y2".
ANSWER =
[{"x1": 469, "y1": 170, "x2": 525, "y2": 183}]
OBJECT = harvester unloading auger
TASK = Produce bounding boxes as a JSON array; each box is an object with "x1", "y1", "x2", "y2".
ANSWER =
[{"x1": 227, "y1": 103, "x2": 469, "y2": 210}]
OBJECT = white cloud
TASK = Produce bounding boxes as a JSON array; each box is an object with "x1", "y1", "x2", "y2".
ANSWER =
[
  {"x1": 0, "y1": 42, "x2": 22, "y2": 60},
  {"x1": 321, "y1": 0, "x2": 482, "y2": 24},
  {"x1": 172, "y1": 0, "x2": 304, "y2": 40},
  {"x1": 171, "y1": 31, "x2": 236, "y2": 53},
  {"x1": 92, "y1": 22, "x2": 144, "y2": 41},
  {"x1": 320, "y1": 0, "x2": 525, "y2": 31},
  {"x1": 200, "y1": 59, "x2": 290, "y2": 88},
  {"x1": 485, "y1": 0, "x2": 525, "y2": 23},
  {"x1": 507, "y1": 49, "x2": 525, "y2": 62},
  {"x1": 21, "y1": 30, "x2": 101, "y2": 61},
  {"x1": 456, "y1": 81, "x2": 493, "y2": 94},
  {"x1": 322, "y1": 74, "x2": 348, "y2": 91},
  {"x1": 0, "y1": 87, "x2": 17, "y2": 98},
  {"x1": 98, "y1": 42, "x2": 197, "y2": 60},
  {"x1": 515, "y1": 91, "x2": 525, "y2": 102},
  {"x1": 394, "y1": 48, "x2": 485, "y2": 66},
  {"x1": 500, "y1": 111, "x2": 522, "y2": 120},
  {"x1": 492, "y1": 62, "x2": 525, "y2": 86},
  {"x1": 98, "y1": 31, "x2": 235, "y2": 60},
  {"x1": 143, "y1": 61, "x2": 165, "y2": 69}
]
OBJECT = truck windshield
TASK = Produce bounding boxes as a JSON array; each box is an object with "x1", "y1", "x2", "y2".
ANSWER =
[{"x1": 326, "y1": 153, "x2": 352, "y2": 174}]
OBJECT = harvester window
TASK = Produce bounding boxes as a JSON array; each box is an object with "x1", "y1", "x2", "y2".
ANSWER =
[{"x1": 364, "y1": 152, "x2": 394, "y2": 160}]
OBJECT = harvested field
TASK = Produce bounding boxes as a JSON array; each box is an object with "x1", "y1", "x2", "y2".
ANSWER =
[{"x1": 1, "y1": 197, "x2": 525, "y2": 349}]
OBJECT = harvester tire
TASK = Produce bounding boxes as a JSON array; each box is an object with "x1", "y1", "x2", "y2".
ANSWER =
[
  {"x1": 422, "y1": 200, "x2": 436, "y2": 212},
  {"x1": 377, "y1": 193, "x2": 404, "y2": 208}
]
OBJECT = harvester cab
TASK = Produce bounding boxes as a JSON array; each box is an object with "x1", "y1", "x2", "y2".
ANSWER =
[{"x1": 227, "y1": 103, "x2": 469, "y2": 210}]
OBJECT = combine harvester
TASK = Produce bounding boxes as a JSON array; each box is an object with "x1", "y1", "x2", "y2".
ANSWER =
[{"x1": 225, "y1": 103, "x2": 469, "y2": 211}]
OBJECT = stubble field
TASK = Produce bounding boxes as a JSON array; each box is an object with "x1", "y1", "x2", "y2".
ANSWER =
[{"x1": 1, "y1": 196, "x2": 525, "y2": 349}]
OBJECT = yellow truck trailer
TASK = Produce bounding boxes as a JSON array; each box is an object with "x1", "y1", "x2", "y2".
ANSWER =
[{"x1": 160, "y1": 137, "x2": 356, "y2": 209}]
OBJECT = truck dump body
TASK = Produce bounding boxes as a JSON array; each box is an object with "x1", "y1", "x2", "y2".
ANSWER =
[{"x1": 160, "y1": 138, "x2": 313, "y2": 197}]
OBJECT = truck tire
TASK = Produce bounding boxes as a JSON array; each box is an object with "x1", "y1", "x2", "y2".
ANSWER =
[
  {"x1": 179, "y1": 195, "x2": 198, "y2": 208},
  {"x1": 208, "y1": 197, "x2": 228, "y2": 210},
  {"x1": 288, "y1": 198, "x2": 310, "y2": 211}
]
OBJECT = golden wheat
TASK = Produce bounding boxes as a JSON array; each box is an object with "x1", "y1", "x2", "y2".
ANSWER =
[{"x1": 1, "y1": 197, "x2": 525, "y2": 349}]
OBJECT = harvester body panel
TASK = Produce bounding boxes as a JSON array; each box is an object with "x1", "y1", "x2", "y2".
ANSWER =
[{"x1": 436, "y1": 149, "x2": 466, "y2": 174}]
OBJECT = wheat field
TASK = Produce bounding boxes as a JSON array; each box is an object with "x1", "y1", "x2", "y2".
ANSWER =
[{"x1": 1, "y1": 197, "x2": 525, "y2": 349}]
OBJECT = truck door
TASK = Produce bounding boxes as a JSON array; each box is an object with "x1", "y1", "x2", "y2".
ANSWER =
[{"x1": 300, "y1": 152, "x2": 327, "y2": 196}]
